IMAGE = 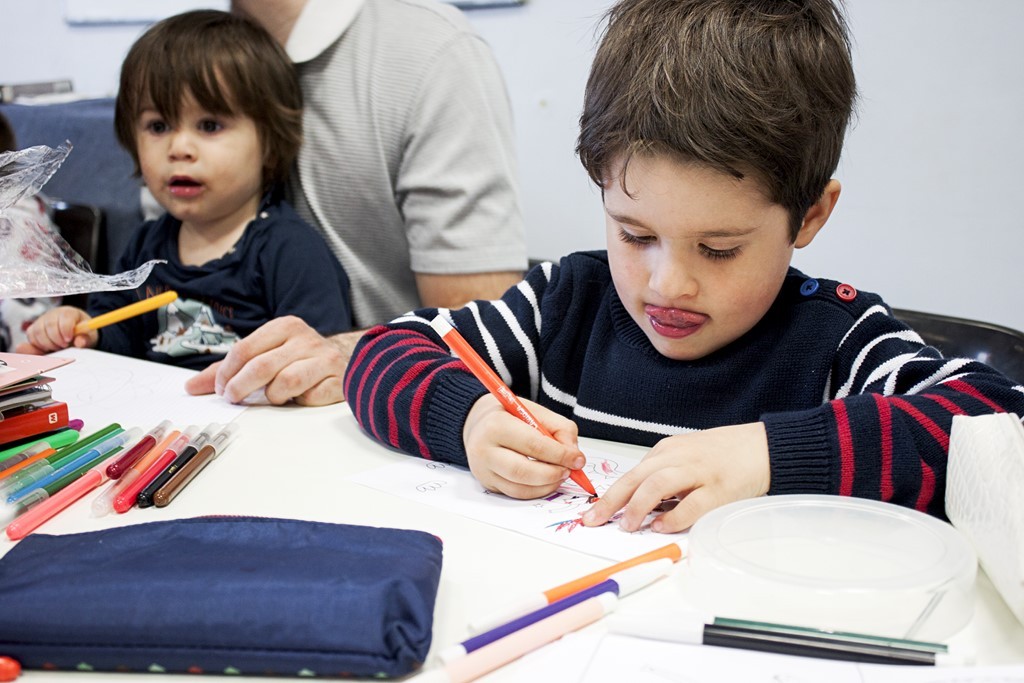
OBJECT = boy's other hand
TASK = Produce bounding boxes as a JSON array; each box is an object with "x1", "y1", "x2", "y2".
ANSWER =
[
  {"x1": 581, "y1": 422, "x2": 770, "y2": 533},
  {"x1": 185, "y1": 316, "x2": 358, "y2": 406},
  {"x1": 16, "y1": 306, "x2": 97, "y2": 354},
  {"x1": 464, "y1": 394, "x2": 585, "y2": 499}
]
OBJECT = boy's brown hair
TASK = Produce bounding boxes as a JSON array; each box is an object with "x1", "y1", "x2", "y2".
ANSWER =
[
  {"x1": 577, "y1": 0, "x2": 857, "y2": 239},
  {"x1": 114, "y1": 10, "x2": 302, "y2": 188}
]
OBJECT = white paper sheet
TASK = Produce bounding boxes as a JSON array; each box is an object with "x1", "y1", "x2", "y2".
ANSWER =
[
  {"x1": 46, "y1": 347, "x2": 247, "y2": 431},
  {"x1": 347, "y1": 447, "x2": 686, "y2": 561}
]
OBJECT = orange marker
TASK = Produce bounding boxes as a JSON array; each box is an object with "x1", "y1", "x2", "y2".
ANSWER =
[
  {"x1": 74, "y1": 290, "x2": 178, "y2": 335},
  {"x1": 0, "y1": 444, "x2": 55, "y2": 482},
  {"x1": 429, "y1": 315, "x2": 597, "y2": 497},
  {"x1": 91, "y1": 429, "x2": 181, "y2": 517},
  {"x1": 468, "y1": 542, "x2": 683, "y2": 634}
]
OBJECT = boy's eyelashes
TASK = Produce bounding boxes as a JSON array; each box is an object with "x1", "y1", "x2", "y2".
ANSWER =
[
  {"x1": 616, "y1": 227, "x2": 656, "y2": 247},
  {"x1": 615, "y1": 227, "x2": 742, "y2": 260},
  {"x1": 698, "y1": 244, "x2": 741, "y2": 260}
]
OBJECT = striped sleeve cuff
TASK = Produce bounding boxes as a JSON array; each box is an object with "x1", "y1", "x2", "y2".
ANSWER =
[
  {"x1": 761, "y1": 408, "x2": 837, "y2": 495},
  {"x1": 422, "y1": 370, "x2": 489, "y2": 468}
]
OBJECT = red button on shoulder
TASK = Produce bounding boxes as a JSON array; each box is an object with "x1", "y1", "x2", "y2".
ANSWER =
[{"x1": 836, "y1": 283, "x2": 857, "y2": 301}]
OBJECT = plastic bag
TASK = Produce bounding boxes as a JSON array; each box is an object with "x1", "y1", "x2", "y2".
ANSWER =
[{"x1": 0, "y1": 143, "x2": 162, "y2": 299}]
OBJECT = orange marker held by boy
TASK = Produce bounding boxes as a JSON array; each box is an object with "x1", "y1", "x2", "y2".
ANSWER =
[{"x1": 429, "y1": 315, "x2": 597, "y2": 497}]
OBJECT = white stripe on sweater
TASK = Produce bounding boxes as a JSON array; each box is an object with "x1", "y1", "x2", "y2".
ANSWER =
[
  {"x1": 541, "y1": 376, "x2": 695, "y2": 437},
  {"x1": 835, "y1": 329, "x2": 922, "y2": 398},
  {"x1": 493, "y1": 299, "x2": 540, "y2": 400},
  {"x1": 467, "y1": 302, "x2": 513, "y2": 386}
]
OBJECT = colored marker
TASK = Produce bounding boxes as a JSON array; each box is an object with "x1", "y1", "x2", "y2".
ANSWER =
[
  {"x1": 0, "y1": 423, "x2": 81, "y2": 467},
  {"x1": 469, "y1": 542, "x2": 683, "y2": 634},
  {"x1": 607, "y1": 610, "x2": 964, "y2": 665},
  {"x1": 0, "y1": 427, "x2": 83, "y2": 478},
  {"x1": 5, "y1": 452, "x2": 124, "y2": 540},
  {"x1": 136, "y1": 423, "x2": 218, "y2": 508},
  {"x1": 113, "y1": 427, "x2": 197, "y2": 514},
  {"x1": 74, "y1": 290, "x2": 178, "y2": 335},
  {"x1": 92, "y1": 429, "x2": 182, "y2": 517},
  {"x1": 438, "y1": 558, "x2": 671, "y2": 665},
  {"x1": 416, "y1": 594, "x2": 617, "y2": 683},
  {"x1": 429, "y1": 315, "x2": 596, "y2": 497},
  {"x1": 0, "y1": 424, "x2": 124, "y2": 496},
  {"x1": 153, "y1": 422, "x2": 239, "y2": 507},
  {"x1": 105, "y1": 419, "x2": 172, "y2": 479},
  {"x1": 3, "y1": 423, "x2": 122, "y2": 483},
  {"x1": 6, "y1": 428, "x2": 139, "y2": 504}
]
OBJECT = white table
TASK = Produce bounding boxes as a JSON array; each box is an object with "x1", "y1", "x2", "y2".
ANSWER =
[{"x1": 3, "y1": 353, "x2": 1022, "y2": 681}]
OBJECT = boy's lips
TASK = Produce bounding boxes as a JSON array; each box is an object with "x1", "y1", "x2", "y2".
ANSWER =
[
  {"x1": 644, "y1": 305, "x2": 708, "y2": 338},
  {"x1": 168, "y1": 175, "x2": 203, "y2": 198}
]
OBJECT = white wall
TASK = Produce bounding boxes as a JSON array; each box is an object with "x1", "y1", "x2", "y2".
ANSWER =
[{"x1": 3, "y1": 0, "x2": 1022, "y2": 330}]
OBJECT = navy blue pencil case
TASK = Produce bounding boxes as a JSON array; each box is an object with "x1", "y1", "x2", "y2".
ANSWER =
[{"x1": 0, "y1": 516, "x2": 443, "y2": 678}]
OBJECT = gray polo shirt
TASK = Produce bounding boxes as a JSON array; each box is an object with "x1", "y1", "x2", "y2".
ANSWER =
[{"x1": 286, "y1": 0, "x2": 528, "y2": 327}]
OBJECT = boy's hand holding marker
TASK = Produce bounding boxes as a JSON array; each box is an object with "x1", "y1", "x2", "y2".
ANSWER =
[
  {"x1": 464, "y1": 393, "x2": 588, "y2": 500},
  {"x1": 431, "y1": 315, "x2": 597, "y2": 500}
]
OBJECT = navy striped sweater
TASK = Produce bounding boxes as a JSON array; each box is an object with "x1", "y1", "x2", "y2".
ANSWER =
[{"x1": 343, "y1": 251, "x2": 1024, "y2": 517}]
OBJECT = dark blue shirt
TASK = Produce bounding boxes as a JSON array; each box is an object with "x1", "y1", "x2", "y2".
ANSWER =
[{"x1": 88, "y1": 195, "x2": 352, "y2": 370}]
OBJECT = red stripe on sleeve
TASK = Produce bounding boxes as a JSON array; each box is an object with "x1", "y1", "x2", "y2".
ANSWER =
[
  {"x1": 832, "y1": 400, "x2": 855, "y2": 496},
  {"x1": 343, "y1": 325, "x2": 390, "y2": 398},
  {"x1": 871, "y1": 394, "x2": 894, "y2": 501},
  {"x1": 888, "y1": 397, "x2": 947, "y2": 512},
  {"x1": 387, "y1": 359, "x2": 436, "y2": 452},
  {"x1": 943, "y1": 378, "x2": 1008, "y2": 413},
  {"x1": 407, "y1": 362, "x2": 471, "y2": 459},
  {"x1": 888, "y1": 398, "x2": 949, "y2": 451},
  {"x1": 366, "y1": 347, "x2": 435, "y2": 444},
  {"x1": 354, "y1": 334, "x2": 435, "y2": 416}
]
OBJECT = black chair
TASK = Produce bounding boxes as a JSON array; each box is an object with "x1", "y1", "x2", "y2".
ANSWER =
[
  {"x1": 48, "y1": 201, "x2": 105, "y2": 308},
  {"x1": 892, "y1": 308, "x2": 1024, "y2": 385}
]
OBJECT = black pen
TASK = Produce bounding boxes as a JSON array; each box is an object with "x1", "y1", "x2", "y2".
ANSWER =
[
  {"x1": 608, "y1": 611, "x2": 966, "y2": 666},
  {"x1": 152, "y1": 423, "x2": 239, "y2": 508},
  {"x1": 135, "y1": 423, "x2": 219, "y2": 508}
]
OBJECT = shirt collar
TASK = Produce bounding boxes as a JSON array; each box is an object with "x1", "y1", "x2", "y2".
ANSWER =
[{"x1": 286, "y1": 0, "x2": 366, "y2": 63}]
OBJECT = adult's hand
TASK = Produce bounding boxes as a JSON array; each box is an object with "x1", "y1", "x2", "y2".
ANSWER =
[{"x1": 184, "y1": 316, "x2": 363, "y2": 406}]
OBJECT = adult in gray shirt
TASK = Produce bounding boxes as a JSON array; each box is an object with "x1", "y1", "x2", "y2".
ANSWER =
[{"x1": 188, "y1": 0, "x2": 528, "y2": 405}]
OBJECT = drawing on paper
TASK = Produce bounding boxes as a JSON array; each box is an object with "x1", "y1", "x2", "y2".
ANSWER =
[{"x1": 350, "y1": 444, "x2": 680, "y2": 562}]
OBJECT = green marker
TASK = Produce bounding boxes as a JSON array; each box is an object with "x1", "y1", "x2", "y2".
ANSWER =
[
  {"x1": 0, "y1": 424, "x2": 122, "y2": 495},
  {"x1": 0, "y1": 427, "x2": 82, "y2": 466}
]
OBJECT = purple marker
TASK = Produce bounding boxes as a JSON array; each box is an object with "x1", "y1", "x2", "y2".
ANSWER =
[{"x1": 436, "y1": 558, "x2": 673, "y2": 665}]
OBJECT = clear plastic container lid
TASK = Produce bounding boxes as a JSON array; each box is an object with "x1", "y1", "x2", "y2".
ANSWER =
[{"x1": 680, "y1": 495, "x2": 977, "y2": 641}]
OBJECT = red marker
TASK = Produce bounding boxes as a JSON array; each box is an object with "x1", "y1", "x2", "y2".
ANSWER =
[
  {"x1": 428, "y1": 315, "x2": 597, "y2": 497},
  {"x1": 105, "y1": 419, "x2": 172, "y2": 479},
  {"x1": 113, "y1": 427, "x2": 197, "y2": 514}
]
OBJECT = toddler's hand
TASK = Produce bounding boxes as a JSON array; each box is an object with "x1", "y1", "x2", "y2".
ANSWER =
[
  {"x1": 582, "y1": 422, "x2": 771, "y2": 533},
  {"x1": 464, "y1": 394, "x2": 585, "y2": 499},
  {"x1": 16, "y1": 306, "x2": 98, "y2": 354}
]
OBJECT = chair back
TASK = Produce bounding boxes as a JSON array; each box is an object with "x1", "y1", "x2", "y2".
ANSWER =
[
  {"x1": 893, "y1": 308, "x2": 1024, "y2": 386},
  {"x1": 49, "y1": 201, "x2": 105, "y2": 309}
]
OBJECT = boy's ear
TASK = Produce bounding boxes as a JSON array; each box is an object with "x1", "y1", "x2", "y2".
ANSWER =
[{"x1": 794, "y1": 179, "x2": 841, "y2": 249}]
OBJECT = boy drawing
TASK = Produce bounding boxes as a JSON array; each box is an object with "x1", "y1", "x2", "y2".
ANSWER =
[
  {"x1": 19, "y1": 10, "x2": 352, "y2": 370},
  {"x1": 343, "y1": 0, "x2": 1024, "y2": 532}
]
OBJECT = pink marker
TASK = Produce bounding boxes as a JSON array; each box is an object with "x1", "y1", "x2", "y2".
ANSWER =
[{"x1": 5, "y1": 452, "x2": 122, "y2": 540}]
